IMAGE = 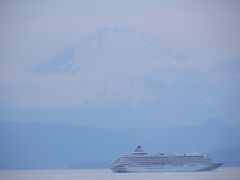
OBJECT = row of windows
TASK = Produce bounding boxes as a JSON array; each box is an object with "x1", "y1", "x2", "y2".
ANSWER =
[{"x1": 118, "y1": 158, "x2": 211, "y2": 164}]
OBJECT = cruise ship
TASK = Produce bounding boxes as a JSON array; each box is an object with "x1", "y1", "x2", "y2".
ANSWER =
[{"x1": 110, "y1": 146, "x2": 222, "y2": 173}]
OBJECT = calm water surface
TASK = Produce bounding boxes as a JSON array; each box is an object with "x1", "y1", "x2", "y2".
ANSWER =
[{"x1": 0, "y1": 167, "x2": 239, "y2": 180}]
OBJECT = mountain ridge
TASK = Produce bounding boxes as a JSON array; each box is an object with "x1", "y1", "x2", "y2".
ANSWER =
[{"x1": 0, "y1": 120, "x2": 239, "y2": 169}]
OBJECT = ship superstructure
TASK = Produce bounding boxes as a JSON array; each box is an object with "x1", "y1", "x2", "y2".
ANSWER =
[{"x1": 110, "y1": 146, "x2": 222, "y2": 173}]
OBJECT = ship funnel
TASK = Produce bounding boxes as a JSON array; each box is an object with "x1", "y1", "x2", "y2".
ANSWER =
[{"x1": 134, "y1": 146, "x2": 144, "y2": 153}]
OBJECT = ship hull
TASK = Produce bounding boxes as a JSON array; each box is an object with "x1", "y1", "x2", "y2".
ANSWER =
[{"x1": 111, "y1": 163, "x2": 223, "y2": 173}]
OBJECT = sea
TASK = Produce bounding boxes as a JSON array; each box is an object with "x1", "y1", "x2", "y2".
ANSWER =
[{"x1": 0, "y1": 167, "x2": 239, "y2": 180}]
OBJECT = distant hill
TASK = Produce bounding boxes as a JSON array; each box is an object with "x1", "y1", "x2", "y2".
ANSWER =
[{"x1": 0, "y1": 120, "x2": 239, "y2": 169}]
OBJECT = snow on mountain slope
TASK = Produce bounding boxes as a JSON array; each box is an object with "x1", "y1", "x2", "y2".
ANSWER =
[
  {"x1": 33, "y1": 27, "x2": 186, "y2": 75},
  {"x1": 18, "y1": 27, "x2": 192, "y2": 107}
]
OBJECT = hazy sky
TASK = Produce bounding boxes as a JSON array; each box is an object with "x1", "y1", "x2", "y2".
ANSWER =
[
  {"x1": 0, "y1": 0, "x2": 239, "y2": 128},
  {"x1": 1, "y1": 0, "x2": 239, "y2": 70}
]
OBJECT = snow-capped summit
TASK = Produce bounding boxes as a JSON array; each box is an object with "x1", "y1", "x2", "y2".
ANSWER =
[
  {"x1": 24, "y1": 27, "x2": 191, "y2": 107},
  {"x1": 33, "y1": 27, "x2": 186, "y2": 75}
]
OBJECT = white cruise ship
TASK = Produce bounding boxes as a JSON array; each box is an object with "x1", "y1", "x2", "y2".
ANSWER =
[{"x1": 110, "y1": 146, "x2": 222, "y2": 173}]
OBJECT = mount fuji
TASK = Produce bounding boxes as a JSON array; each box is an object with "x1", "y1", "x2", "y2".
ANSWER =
[
  {"x1": 33, "y1": 27, "x2": 186, "y2": 75},
  {"x1": 26, "y1": 27, "x2": 196, "y2": 107}
]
